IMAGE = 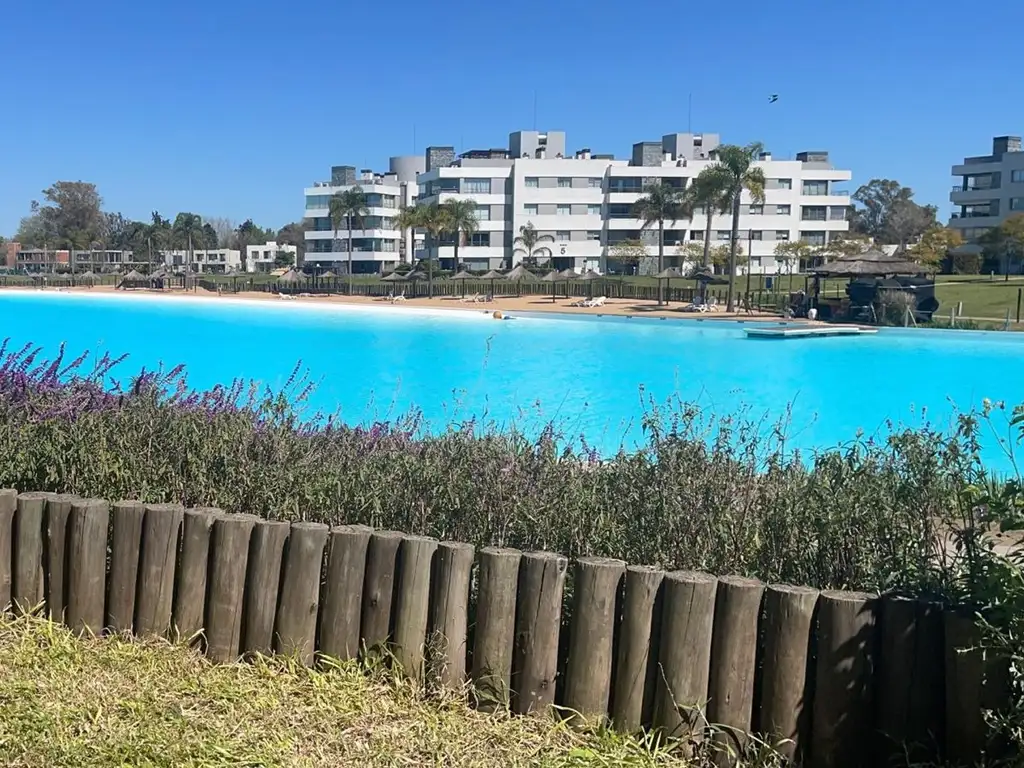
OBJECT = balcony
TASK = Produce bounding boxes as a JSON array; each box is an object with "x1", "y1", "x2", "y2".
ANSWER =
[
  {"x1": 951, "y1": 211, "x2": 996, "y2": 219},
  {"x1": 952, "y1": 185, "x2": 997, "y2": 193}
]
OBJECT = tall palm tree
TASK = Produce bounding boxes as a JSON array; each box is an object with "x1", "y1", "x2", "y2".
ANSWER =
[
  {"x1": 396, "y1": 203, "x2": 448, "y2": 298},
  {"x1": 686, "y1": 168, "x2": 733, "y2": 270},
  {"x1": 329, "y1": 187, "x2": 369, "y2": 294},
  {"x1": 633, "y1": 181, "x2": 687, "y2": 305},
  {"x1": 441, "y1": 198, "x2": 479, "y2": 273},
  {"x1": 393, "y1": 205, "x2": 422, "y2": 269},
  {"x1": 512, "y1": 222, "x2": 554, "y2": 269},
  {"x1": 704, "y1": 143, "x2": 767, "y2": 311},
  {"x1": 172, "y1": 213, "x2": 203, "y2": 275}
]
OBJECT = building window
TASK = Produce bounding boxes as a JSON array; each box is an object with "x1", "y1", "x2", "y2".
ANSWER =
[
  {"x1": 800, "y1": 231, "x2": 826, "y2": 246},
  {"x1": 1011, "y1": 198, "x2": 1024, "y2": 211},
  {"x1": 608, "y1": 203, "x2": 633, "y2": 219},
  {"x1": 829, "y1": 206, "x2": 847, "y2": 221},
  {"x1": 776, "y1": 230, "x2": 790, "y2": 241},
  {"x1": 716, "y1": 231, "x2": 731, "y2": 241},
  {"x1": 474, "y1": 205, "x2": 491, "y2": 221},
  {"x1": 585, "y1": 231, "x2": 601, "y2": 241},
  {"x1": 556, "y1": 230, "x2": 570, "y2": 240},
  {"x1": 608, "y1": 177, "x2": 644, "y2": 193},
  {"x1": 557, "y1": 205, "x2": 571, "y2": 216},
  {"x1": 557, "y1": 177, "x2": 571, "y2": 188},
  {"x1": 525, "y1": 204, "x2": 538, "y2": 215},
  {"x1": 747, "y1": 204, "x2": 763, "y2": 215},
  {"x1": 773, "y1": 178, "x2": 793, "y2": 190},
  {"x1": 802, "y1": 180, "x2": 829, "y2": 195},
  {"x1": 587, "y1": 204, "x2": 601, "y2": 215},
  {"x1": 690, "y1": 231, "x2": 704, "y2": 240},
  {"x1": 749, "y1": 230, "x2": 763, "y2": 240},
  {"x1": 469, "y1": 233, "x2": 491, "y2": 247},
  {"x1": 463, "y1": 178, "x2": 491, "y2": 194},
  {"x1": 801, "y1": 206, "x2": 827, "y2": 221},
  {"x1": 775, "y1": 204, "x2": 791, "y2": 215},
  {"x1": 525, "y1": 177, "x2": 539, "y2": 188},
  {"x1": 1013, "y1": 170, "x2": 1024, "y2": 183},
  {"x1": 305, "y1": 195, "x2": 330, "y2": 209},
  {"x1": 588, "y1": 177, "x2": 603, "y2": 188}
]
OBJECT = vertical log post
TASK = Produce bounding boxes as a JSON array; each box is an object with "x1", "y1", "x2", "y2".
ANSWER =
[
  {"x1": 12, "y1": 492, "x2": 49, "y2": 613},
  {"x1": 945, "y1": 611, "x2": 984, "y2": 765},
  {"x1": 205, "y1": 514, "x2": 256, "y2": 663},
  {"x1": 391, "y1": 534, "x2": 438, "y2": 681},
  {"x1": 512, "y1": 551, "x2": 568, "y2": 716},
  {"x1": 612, "y1": 565, "x2": 665, "y2": 732},
  {"x1": 471, "y1": 547, "x2": 521, "y2": 710},
  {"x1": 564, "y1": 557, "x2": 627, "y2": 722},
  {"x1": 135, "y1": 503, "x2": 184, "y2": 637},
  {"x1": 43, "y1": 494, "x2": 77, "y2": 622},
  {"x1": 242, "y1": 519, "x2": 290, "y2": 656},
  {"x1": 757, "y1": 584, "x2": 819, "y2": 763},
  {"x1": 707, "y1": 576, "x2": 765, "y2": 760},
  {"x1": 172, "y1": 508, "x2": 221, "y2": 643},
  {"x1": 65, "y1": 499, "x2": 110, "y2": 636},
  {"x1": 428, "y1": 541, "x2": 475, "y2": 689},
  {"x1": 811, "y1": 590, "x2": 878, "y2": 768},
  {"x1": 274, "y1": 521, "x2": 329, "y2": 665},
  {"x1": 0, "y1": 489, "x2": 17, "y2": 611},
  {"x1": 360, "y1": 530, "x2": 404, "y2": 653},
  {"x1": 319, "y1": 524, "x2": 372, "y2": 661},
  {"x1": 654, "y1": 571, "x2": 718, "y2": 741},
  {"x1": 106, "y1": 500, "x2": 146, "y2": 633}
]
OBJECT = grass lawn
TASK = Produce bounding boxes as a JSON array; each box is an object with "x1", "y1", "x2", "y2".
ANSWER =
[{"x1": 0, "y1": 615, "x2": 689, "y2": 767}]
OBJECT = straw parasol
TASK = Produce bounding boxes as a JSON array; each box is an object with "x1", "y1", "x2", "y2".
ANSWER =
[
  {"x1": 504, "y1": 264, "x2": 537, "y2": 296},
  {"x1": 448, "y1": 269, "x2": 476, "y2": 297},
  {"x1": 278, "y1": 268, "x2": 303, "y2": 284},
  {"x1": 808, "y1": 249, "x2": 931, "y2": 277},
  {"x1": 577, "y1": 268, "x2": 606, "y2": 298},
  {"x1": 540, "y1": 269, "x2": 562, "y2": 302},
  {"x1": 381, "y1": 270, "x2": 408, "y2": 282},
  {"x1": 479, "y1": 269, "x2": 505, "y2": 297}
]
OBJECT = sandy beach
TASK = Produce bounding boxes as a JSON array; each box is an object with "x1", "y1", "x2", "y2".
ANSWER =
[{"x1": 3, "y1": 283, "x2": 785, "y2": 322}]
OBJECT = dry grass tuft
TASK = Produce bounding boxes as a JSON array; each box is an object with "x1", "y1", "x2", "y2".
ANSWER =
[{"x1": 0, "y1": 615, "x2": 689, "y2": 767}]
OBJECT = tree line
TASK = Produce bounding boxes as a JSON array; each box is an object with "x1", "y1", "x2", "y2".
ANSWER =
[{"x1": 4, "y1": 181, "x2": 307, "y2": 270}]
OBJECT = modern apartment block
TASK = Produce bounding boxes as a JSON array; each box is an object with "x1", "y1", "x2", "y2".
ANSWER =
[
  {"x1": 71, "y1": 249, "x2": 144, "y2": 273},
  {"x1": 949, "y1": 135, "x2": 1024, "y2": 241},
  {"x1": 305, "y1": 130, "x2": 852, "y2": 274},
  {"x1": 245, "y1": 241, "x2": 299, "y2": 273},
  {"x1": 163, "y1": 248, "x2": 243, "y2": 274}
]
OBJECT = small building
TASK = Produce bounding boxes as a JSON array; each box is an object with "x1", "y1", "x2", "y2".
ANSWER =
[
  {"x1": 163, "y1": 249, "x2": 243, "y2": 274},
  {"x1": 245, "y1": 241, "x2": 298, "y2": 273}
]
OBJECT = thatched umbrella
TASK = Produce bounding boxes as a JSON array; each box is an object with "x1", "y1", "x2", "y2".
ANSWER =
[
  {"x1": 540, "y1": 269, "x2": 562, "y2": 303},
  {"x1": 577, "y1": 269, "x2": 606, "y2": 299},
  {"x1": 278, "y1": 268, "x2": 303, "y2": 283},
  {"x1": 78, "y1": 270, "x2": 96, "y2": 288},
  {"x1": 448, "y1": 269, "x2": 476, "y2": 297},
  {"x1": 503, "y1": 264, "x2": 536, "y2": 296},
  {"x1": 479, "y1": 269, "x2": 505, "y2": 297},
  {"x1": 653, "y1": 267, "x2": 682, "y2": 303},
  {"x1": 120, "y1": 269, "x2": 148, "y2": 289},
  {"x1": 808, "y1": 249, "x2": 931, "y2": 277}
]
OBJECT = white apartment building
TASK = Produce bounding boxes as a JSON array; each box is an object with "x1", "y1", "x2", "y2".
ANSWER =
[
  {"x1": 163, "y1": 248, "x2": 243, "y2": 274},
  {"x1": 303, "y1": 157, "x2": 423, "y2": 273},
  {"x1": 307, "y1": 130, "x2": 852, "y2": 275},
  {"x1": 245, "y1": 241, "x2": 299, "y2": 273},
  {"x1": 949, "y1": 135, "x2": 1024, "y2": 241}
]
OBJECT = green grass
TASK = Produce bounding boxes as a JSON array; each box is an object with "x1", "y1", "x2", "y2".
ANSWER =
[{"x1": 0, "y1": 615, "x2": 693, "y2": 768}]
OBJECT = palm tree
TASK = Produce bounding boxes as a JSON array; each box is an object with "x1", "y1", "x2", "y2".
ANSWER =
[
  {"x1": 396, "y1": 203, "x2": 448, "y2": 297},
  {"x1": 441, "y1": 198, "x2": 479, "y2": 273},
  {"x1": 686, "y1": 168, "x2": 733, "y2": 270},
  {"x1": 704, "y1": 143, "x2": 767, "y2": 311},
  {"x1": 394, "y1": 205, "x2": 423, "y2": 269},
  {"x1": 172, "y1": 213, "x2": 203, "y2": 276},
  {"x1": 329, "y1": 187, "x2": 369, "y2": 294},
  {"x1": 512, "y1": 222, "x2": 554, "y2": 269},
  {"x1": 633, "y1": 181, "x2": 687, "y2": 305}
]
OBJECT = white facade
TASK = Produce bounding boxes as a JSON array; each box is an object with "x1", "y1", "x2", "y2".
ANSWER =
[
  {"x1": 306, "y1": 133, "x2": 853, "y2": 275},
  {"x1": 164, "y1": 248, "x2": 243, "y2": 274},
  {"x1": 245, "y1": 241, "x2": 298, "y2": 273}
]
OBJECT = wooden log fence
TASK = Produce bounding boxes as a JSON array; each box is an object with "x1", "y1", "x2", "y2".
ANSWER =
[{"x1": 0, "y1": 488, "x2": 1003, "y2": 767}]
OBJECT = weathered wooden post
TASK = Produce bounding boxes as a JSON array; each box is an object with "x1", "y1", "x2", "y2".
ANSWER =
[
  {"x1": 205, "y1": 514, "x2": 256, "y2": 663},
  {"x1": 319, "y1": 524, "x2": 373, "y2": 661},
  {"x1": 512, "y1": 551, "x2": 568, "y2": 716},
  {"x1": 757, "y1": 584, "x2": 819, "y2": 762},
  {"x1": 43, "y1": 494, "x2": 77, "y2": 621},
  {"x1": 707, "y1": 576, "x2": 765, "y2": 760},
  {"x1": 654, "y1": 571, "x2": 718, "y2": 741},
  {"x1": 391, "y1": 534, "x2": 438, "y2": 681},
  {"x1": 0, "y1": 489, "x2": 17, "y2": 611},
  {"x1": 172, "y1": 508, "x2": 221, "y2": 642},
  {"x1": 360, "y1": 530, "x2": 404, "y2": 652},
  {"x1": 944, "y1": 610, "x2": 984, "y2": 765},
  {"x1": 106, "y1": 500, "x2": 146, "y2": 633},
  {"x1": 65, "y1": 499, "x2": 111, "y2": 636},
  {"x1": 811, "y1": 590, "x2": 878, "y2": 768},
  {"x1": 274, "y1": 521, "x2": 329, "y2": 665},
  {"x1": 13, "y1": 492, "x2": 49, "y2": 612},
  {"x1": 135, "y1": 503, "x2": 184, "y2": 637},
  {"x1": 428, "y1": 541, "x2": 475, "y2": 689},
  {"x1": 242, "y1": 519, "x2": 290, "y2": 655},
  {"x1": 612, "y1": 565, "x2": 665, "y2": 731},
  {"x1": 471, "y1": 547, "x2": 521, "y2": 710},
  {"x1": 564, "y1": 557, "x2": 626, "y2": 722}
]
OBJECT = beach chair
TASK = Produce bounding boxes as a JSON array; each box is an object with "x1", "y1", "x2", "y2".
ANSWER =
[
  {"x1": 681, "y1": 297, "x2": 707, "y2": 313},
  {"x1": 475, "y1": 294, "x2": 492, "y2": 303},
  {"x1": 706, "y1": 296, "x2": 721, "y2": 311},
  {"x1": 460, "y1": 293, "x2": 479, "y2": 303},
  {"x1": 589, "y1": 296, "x2": 607, "y2": 308},
  {"x1": 391, "y1": 291, "x2": 406, "y2": 303},
  {"x1": 568, "y1": 297, "x2": 588, "y2": 307}
]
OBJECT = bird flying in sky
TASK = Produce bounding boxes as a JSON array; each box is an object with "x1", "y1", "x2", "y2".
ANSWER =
[{"x1": 768, "y1": 94, "x2": 779, "y2": 103}]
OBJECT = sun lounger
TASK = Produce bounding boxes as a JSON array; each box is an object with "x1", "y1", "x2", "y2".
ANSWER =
[
  {"x1": 391, "y1": 292, "x2": 406, "y2": 303},
  {"x1": 580, "y1": 296, "x2": 606, "y2": 308},
  {"x1": 460, "y1": 293, "x2": 479, "y2": 303},
  {"x1": 568, "y1": 297, "x2": 588, "y2": 307},
  {"x1": 706, "y1": 296, "x2": 721, "y2": 311},
  {"x1": 475, "y1": 294, "x2": 492, "y2": 303}
]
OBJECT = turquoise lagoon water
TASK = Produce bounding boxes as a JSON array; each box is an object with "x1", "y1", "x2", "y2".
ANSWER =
[{"x1": 1, "y1": 291, "x2": 1022, "y2": 467}]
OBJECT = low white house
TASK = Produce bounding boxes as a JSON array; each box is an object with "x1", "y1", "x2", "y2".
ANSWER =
[
  {"x1": 163, "y1": 249, "x2": 243, "y2": 274},
  {"x1": 246, "y1": 241, "x2": 298, "y2": 273}
]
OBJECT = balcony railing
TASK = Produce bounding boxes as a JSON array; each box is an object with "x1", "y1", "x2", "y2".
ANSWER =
[
  {"x1": 951, "y1": 211, "x2": 995, "y2": 219},
  {"x1": 952, "y1": 185, "x2": 997, "y2": 193}
]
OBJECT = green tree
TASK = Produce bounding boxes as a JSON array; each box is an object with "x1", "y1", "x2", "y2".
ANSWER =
[
  {"x1": 35, "y1": 181, "x2": 104, "y2": 250},
  {"x1": 773, "y1": 241, "x2": 814, "y2": 273},
  {"x1": 512, "y1": 222, "x2": 554, "y2": 269},
  {"x1": 273, "y1": 249, "x2": 295, "y2": 268},
  {"x1": 610, "y1": 238, "x2": 647, "y2": 277},
  {"x1": 328, "y1": 188, "x2": 369, "y2": 294},
  {"x1": 887, "y1": 199, "x2": 938, "y2": 251},
  {"x1": 276, "y1": 221, "x2": 309, "y2": 269},
  {"x1": 704, "y1": 143, "x2": 767, "y2": 310},
  {"x1": 14, "y1": 209, "x2": 54, "y2": 248},
  {"x1": 980, "y1": 213, "x2": 1024, "y2": 278},
  {"x1": 633, "y1": 181, "x2": 688, "y2": 305},
  {"x1": 441, "y1": 198, "x2": 479, "y2": 273},
  {"x1": 850, "y1": 179, "x2": 937, "y2": 245},
  {"x1": 686, "y1": 168, "x2": 732, "y2": 268},
  {"x1": 911, "y1": 225, "x2": 964, "y2": 268},
  {"x1": 396, "y1": 204, "x2": 447, "y2": 297},
  {"x1": 172, "y1": 213, "x2": 204, "y2": 273}
]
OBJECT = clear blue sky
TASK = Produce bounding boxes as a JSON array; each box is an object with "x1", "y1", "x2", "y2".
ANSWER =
[{"x1": 3, "y1": 0, "x2": 1022, "y2": 236}]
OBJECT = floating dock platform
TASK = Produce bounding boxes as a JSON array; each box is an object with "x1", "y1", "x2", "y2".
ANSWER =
[{"x1": 744, "y1": 325, "x2": 878, "y2": 339}]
